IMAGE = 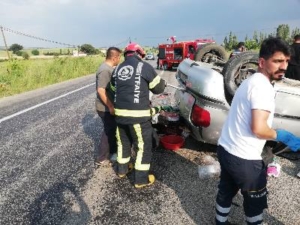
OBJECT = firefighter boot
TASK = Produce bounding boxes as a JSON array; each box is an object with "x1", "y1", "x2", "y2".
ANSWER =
[{"x1": 134, "y1": 174, "x2": 155, "y2": 188}]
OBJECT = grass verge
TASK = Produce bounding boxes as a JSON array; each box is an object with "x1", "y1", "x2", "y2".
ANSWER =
[{"x1": 0, "y1": 55, "x2": 104, "y2": 98}]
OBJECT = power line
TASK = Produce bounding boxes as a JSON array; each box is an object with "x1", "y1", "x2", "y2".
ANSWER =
[
  {"x1": 112, "y1": 38, "x2": 130, "y2": 47},
  {"x1": 1, "y1": 26, "x2": 77, "y2": 48}
]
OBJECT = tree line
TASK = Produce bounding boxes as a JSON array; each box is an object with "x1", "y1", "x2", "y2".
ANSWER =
[
  {"x1": 223, "y1": 24, "x2": 300, "y2": 51},
  {"x1": 7, "y1": 43, "x2": 103, "y2": 59}
]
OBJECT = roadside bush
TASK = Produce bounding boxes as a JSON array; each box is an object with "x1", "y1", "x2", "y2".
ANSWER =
[
  {"x1": 22, "y1": 52, "x2": 30, "y2": 60},
  {"x1": 80, "y1": 44, "x2": 97, "y2": 55},
  {"x1": 7, "y1": 60, "x2": 24, "y2": 77},
  {"x1": 44, "y1": 52, "x2": 59, "y2": 56},
  {"x1": 31, "y1": 49, "x2": 40, "y2": 55},
  {"x1": 15, "y1": 51, "x2": 23, "y2": 56}
]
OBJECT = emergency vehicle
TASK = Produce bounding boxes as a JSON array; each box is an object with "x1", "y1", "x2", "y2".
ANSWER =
[{"x1": 158, "y1": 39, "x2": 227, "y2": 70}]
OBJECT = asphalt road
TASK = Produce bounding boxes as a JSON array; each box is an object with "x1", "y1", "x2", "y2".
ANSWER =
[{"x1": 0, "y1": 60, "x2": 299, "y2": 225}]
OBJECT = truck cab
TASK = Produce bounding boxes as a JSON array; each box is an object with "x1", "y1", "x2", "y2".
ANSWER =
[{"x1": 158, "y1": 39, "x2": 215, "y2": 70}]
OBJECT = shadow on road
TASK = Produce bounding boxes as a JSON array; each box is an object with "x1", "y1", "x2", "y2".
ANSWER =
[
  {"x1": 81, "y1": 112, "x2": 102, "y2": 163},
  {"x1": 28, "y1": 182, "x2": 91, "y2": 225}
]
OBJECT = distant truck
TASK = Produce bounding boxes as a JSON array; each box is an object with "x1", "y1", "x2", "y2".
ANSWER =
[{"x1": 157, "y1": 39, "x2": 228, "y2": 70}]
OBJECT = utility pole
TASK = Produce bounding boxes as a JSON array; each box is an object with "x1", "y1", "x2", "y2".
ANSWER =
[{"x1": 0, "y1": 26, "x2": 11, "y2": 60}]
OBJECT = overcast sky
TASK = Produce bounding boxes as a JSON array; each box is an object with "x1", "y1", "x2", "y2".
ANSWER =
[{"x1": 1, "y1": 0, "x2": 300, "y2": 49}]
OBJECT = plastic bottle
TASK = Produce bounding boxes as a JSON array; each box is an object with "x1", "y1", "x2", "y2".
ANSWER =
[{"x1": 198, "y1": 157, "x2": 221, "y2": 179}]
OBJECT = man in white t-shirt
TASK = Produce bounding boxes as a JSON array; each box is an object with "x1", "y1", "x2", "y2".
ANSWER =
[{"x1": 215, "y1": 37, "x2": 296, "y2": 225}]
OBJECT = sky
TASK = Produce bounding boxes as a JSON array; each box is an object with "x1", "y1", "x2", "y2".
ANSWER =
[{"x1": 1, "y1": 0, "x2": 300, "y2": 49}]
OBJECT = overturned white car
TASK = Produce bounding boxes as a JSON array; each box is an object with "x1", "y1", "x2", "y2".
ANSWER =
[{"x1": 174, "y1": 51, "x2": 300, "y2": 152}]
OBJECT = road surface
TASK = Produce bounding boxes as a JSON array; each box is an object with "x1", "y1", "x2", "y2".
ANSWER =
[{"x1": 0, "y1": 60, "x2": 299, "y2": 225}]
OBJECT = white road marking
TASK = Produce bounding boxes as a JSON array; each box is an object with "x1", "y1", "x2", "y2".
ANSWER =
[
  {"x1": 0, "y1": 82, "x2": 95, "y2": 123},
  {"x1": 158, "y1": 70, "x2": 165, "y2": 76}
]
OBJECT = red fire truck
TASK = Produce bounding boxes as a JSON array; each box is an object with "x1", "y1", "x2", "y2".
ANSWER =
[{"x1": 157, "y1": 39, "x2": 228, "y2": 70}]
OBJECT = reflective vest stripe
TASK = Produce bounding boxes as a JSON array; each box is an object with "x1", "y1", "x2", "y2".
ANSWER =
[
  {"x1": 110, "y1": 82, "x2": 116, "y2": 92},
  {"x1": 115, "y1": 109, "x2": 151, "y2": 117},
  {"x1": 116, "y1": 127, "x2": 131, "y2": 164},
  {"x1": 149, "y1": 76, "x2": 161, "y2": 89},
  {"x1": 133, "y1": 124, "x2": 150, "y2": 171}
]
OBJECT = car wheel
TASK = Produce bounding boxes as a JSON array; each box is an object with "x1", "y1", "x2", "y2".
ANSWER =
[
  {"x1": 195, "y1": 43, "x2": 228, "y2": 63},
  {"x1": 222, "y1": 52, "x2": 258, "y2": 100}
]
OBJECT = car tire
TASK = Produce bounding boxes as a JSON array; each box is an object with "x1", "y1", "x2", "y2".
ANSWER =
[
  {"x1": 222, "y1": 51, "x2": 258, "y2": 99},
  {"x1": 194, "y1": 43, "x2": 228, "y2": 63}
]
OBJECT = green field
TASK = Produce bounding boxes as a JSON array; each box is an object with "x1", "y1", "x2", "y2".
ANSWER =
[
  {"x1": 0, "y1": 50, "x2": 12, "y2": 58},
  {"x1": 0, "y1": 55, "x2": 105, "y2": 98}
]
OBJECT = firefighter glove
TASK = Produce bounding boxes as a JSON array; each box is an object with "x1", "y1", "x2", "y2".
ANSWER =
[
  {"x1": 161, "y1": 105, "x2": 173, "y2": 112},
  {"x1": 275, "y1": 129, "x2": 300, "y2": 152},
  {"x1": 151, "y1": 106, "x2": 161, "y2": 115}
]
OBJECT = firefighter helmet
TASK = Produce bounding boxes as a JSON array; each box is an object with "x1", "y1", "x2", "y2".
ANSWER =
[{"x1": 124, "y1": 43, "x2": 146, "y2": 58}]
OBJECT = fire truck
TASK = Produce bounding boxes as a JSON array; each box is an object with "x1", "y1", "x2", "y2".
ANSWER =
[{"x1": 157, "y1": 39, "x2": 228, "y2": 70}]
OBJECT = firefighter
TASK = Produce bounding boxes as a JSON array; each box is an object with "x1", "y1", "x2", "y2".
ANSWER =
[{"x1": 109, "y1": 43, "x2": 166, "y2": 188}]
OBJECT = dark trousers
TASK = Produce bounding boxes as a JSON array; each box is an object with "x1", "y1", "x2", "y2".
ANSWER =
[
  {"x1": 116, "y1": 121, "x2": 153, "y2": 185},
  {"x1": 96, "y1": 111, "x2": 117, "y2": 162},
  {"x1": 215, "y1": 145, "x2": 267, "y2": 225}
]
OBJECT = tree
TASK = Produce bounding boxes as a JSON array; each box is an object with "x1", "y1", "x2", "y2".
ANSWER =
[
  {"x1": 276, "y1": 24, "x2": 290, "y2": 41},
  {"x1": 9, "y1": 43, "x2": 23, "y2": 54},
  {"x1": 223, "y1": 36, "x2": 228, "y2": 50},
  {"x1": 245, "y1": 39, "x2": 258, "y2": 50},
  {"x1": 223, "y1": 32, "x2": 238, "y2": 50},
  {"x1": 253, "y1": 31, "x2": 259, "y2": 44},
  {"x1": 259, "y1": 32, "x2": 266, "y2": 46},
  {"x1": 31, "y1": 49, "x2": 39, "y2": 56},
  {"x1": 80, "y1": 44, "x2": 97, "y2": 55}
]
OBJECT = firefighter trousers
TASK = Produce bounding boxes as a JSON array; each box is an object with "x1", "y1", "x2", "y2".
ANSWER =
[
  {"x1": 215, "y1": 145, "x2": 268, "y2": 225},
  {"x1": 116, "y1": 120, "x2": 153, "y2": 185}
]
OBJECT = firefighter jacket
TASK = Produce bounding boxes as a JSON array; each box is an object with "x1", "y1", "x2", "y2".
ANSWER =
[{"x1": 109, "y1": 54, "x2": 166, "y2": 124}]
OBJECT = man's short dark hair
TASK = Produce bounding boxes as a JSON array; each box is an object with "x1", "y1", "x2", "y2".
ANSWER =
[
  {"x1": 237, "y1": 42, "x2": 245, "y2": 48},
  {"x1": 106, "y1": 47, "x2": 122, "y2": 59},
  {"x1": 259, "y1": 37, "x2": 291, "y2": 59},
  {"x1": 294, "y1": 34, "x2": 300, "y2": 41}
]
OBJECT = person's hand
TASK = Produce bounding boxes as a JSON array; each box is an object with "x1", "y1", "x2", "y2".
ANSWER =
[
  {"x1": 275, "y1": 129, "x2": 300, "y2": 152},
  {"x1": 109, "y1": 107, "x2": 115, "y2": 116}
]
